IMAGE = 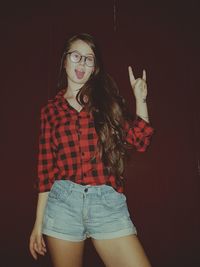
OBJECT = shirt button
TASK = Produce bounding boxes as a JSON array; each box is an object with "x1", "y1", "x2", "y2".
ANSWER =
[
  {"x1": 83, "y1": 173, "x2": 86, "y2": 177},
  {"x1": 81, "y1": 152, "x2": 85, "y2": 156}
]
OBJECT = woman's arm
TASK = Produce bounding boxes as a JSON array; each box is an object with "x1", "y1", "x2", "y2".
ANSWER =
[
  {"x1": 29, "y1": 192, "x2": 49, "y2": 260},
  {"x1": 35, "y1": 192, "x2": 49, "y2": 226},
  {"x1": 128, "y1": 66, "x2": 150, "y2": 123},
  {"x1": 136, "y1": 99, "x2": 149, "y2": 123},
  {"x1": 124, "y1": 66, "x2": 154, "y2": 151}
]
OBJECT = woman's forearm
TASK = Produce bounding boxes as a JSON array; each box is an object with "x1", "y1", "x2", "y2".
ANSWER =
[
  {"x1": 136, "y1": 100, "x2": 149, "y2": 123},
  {"x1": 35, "y1": 192, "x2": 49, "y2": 226}
]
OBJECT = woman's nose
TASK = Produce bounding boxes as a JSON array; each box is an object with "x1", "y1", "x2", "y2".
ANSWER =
[{"x1": 79, "y1": 56, "x2": 86, "y2": 65}]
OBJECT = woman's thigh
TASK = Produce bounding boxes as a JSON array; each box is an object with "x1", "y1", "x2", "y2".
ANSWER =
[
  {"x1": 92, "y1": 234, "x2": 152, "y2": 267},
  {"x1": 46, "y1": 236, "x2": 85, "y2": 267}
]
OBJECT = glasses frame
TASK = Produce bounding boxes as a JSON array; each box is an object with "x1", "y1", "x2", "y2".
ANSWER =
[{"x1": 66, "y1": 51, "x2": 95, "y2": 67}]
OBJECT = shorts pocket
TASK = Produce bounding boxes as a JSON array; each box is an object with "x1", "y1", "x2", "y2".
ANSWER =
[
  {"x1": 48, "y1": 181, "x2": 73, "y2": 202},
  {"x1": 102, "y1": 187, "x2": 127, "y2": 209},
  {"x1": 44, "y1": 182, "x2": 72, "y2": 221}
]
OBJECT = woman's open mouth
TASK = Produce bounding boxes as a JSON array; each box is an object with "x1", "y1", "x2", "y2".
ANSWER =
[{"x1": 75, "y1": 69, "x2": 85, "y2": 79}]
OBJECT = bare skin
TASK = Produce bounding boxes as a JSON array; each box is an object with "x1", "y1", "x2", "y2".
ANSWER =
[
  {"x1": 46, "y1": 236, "x2": 85, "y2": 267},
  {"x1": 92, "y1": 235, "x2": 152, "y2": 267},
  {"x1": 29, "y1": 192, "x2": 49, "y2": 260},
  {"x1": 43, "y1": 234, "x2": 152, "y2": 267},
  {"x1": 128, "y1": 67, "x2": 150, "y2": 123}
]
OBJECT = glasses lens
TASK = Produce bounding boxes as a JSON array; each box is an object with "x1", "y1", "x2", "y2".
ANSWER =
[
  {"x1": 70, "y1": 52, "x2": 81, "y2": 63},
  {"x1": 86, "y1": 56, "x2": 95, "y2": 67},
  {"x1": 68, "y1": 51, "x2": 95, "y2": 67}
]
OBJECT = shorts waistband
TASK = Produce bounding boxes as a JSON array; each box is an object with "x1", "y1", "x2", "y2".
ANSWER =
[{"x1": 53, "y1": 180, "x2": 116, "y2": 196}]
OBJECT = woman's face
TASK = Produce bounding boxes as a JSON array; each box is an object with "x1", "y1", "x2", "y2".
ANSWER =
[{"x1": 64, "y1": 39, "x2": 95, "y2": 87}]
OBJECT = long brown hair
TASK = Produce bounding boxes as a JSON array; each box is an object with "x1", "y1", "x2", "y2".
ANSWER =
[{"x1": 58, "y1": 33, "x2": 132, "y2": 179}]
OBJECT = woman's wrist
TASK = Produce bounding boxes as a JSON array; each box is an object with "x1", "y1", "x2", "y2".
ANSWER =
[
  {"x1": 136, "y1": 98, "x2": 149, "y2": 122},
  {"x1": 35, "y1": 217, "x2": 44, "y2": 226},
  {"x1": 137, "y1": 114, "x2": 149, "y2": 119},
  {"x1": 136, "y1": 97, "x2": 147, "y2": 104},
  {"x1": 136, "y1": 113, "x2": 149, "y2": 123}
]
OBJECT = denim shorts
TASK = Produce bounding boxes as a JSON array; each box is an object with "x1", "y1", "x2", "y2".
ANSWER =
[{"x1": 42, "y1": 180, "x2": 137, "y2": 241}]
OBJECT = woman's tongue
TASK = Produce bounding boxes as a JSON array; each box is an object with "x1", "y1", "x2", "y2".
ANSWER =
[{"x1": 75, "y1": 69, "x2": 85, "y2": 79}]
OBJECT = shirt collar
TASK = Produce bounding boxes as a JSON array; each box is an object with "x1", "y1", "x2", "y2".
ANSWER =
[
  {"x1": 54, "y1": 88, "x2": 67, "y2": 103},
  {"x1": 53, "y1": 88, "x2": 91, "y2": 118}
]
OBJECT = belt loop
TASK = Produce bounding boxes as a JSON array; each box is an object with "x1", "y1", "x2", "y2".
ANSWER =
[
  {"x1": 69, "y1": 181, "x2": 74, "y2": 192},
  {"x1": 97, "y1": 187, "x2": 101, "y2": 196}
]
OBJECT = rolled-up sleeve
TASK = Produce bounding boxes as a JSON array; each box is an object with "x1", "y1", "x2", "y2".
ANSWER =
[
  {"x1": 36, "y1": 108, "x2": 56, "y2": 192},
  {"x1": 125, "y1": 116, "x2": 154, "y2": 152}
]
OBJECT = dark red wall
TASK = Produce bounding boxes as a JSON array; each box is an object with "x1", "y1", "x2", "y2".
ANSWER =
[{"x1": 1, "y1": 1, "x2": 199, "y2": 266}]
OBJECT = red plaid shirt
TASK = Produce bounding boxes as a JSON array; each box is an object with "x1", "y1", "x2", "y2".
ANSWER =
[{"x1": 36, "y1": 89, "x2": 154, "y2": 193}]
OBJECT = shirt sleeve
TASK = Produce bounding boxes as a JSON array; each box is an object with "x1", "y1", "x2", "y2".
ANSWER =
[
  {"x1": 36, "y1": 107, "x2": 56, "y2": 192},
  {"x1": 125, "y1": 116, "x2": 154, "y2": 152}
]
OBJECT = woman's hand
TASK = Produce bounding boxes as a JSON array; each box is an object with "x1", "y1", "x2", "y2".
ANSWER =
[
  {"x1": 128, "y1": 66, "x2": 147, "y2": 102},
  {"x1": 29, "y1": 223, "x2": 47, "y2": 260}
]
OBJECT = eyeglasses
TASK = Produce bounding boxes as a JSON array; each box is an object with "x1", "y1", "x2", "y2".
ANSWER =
[{"x1": 66, "y1": 51, "x2": 95, "y2": 67}]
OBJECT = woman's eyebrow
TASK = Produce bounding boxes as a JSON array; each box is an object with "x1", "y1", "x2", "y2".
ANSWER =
[{"x1": 70, "y1": 50, "x2": 94, "y2": 56}]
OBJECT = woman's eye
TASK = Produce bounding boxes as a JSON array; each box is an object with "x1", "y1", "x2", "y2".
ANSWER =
[
  {"x1": 87, "y1": 57, "x2": 94, "y2": 62},
  {"x1": 71, "y1": 52, "x2": 81, "y2": 61},
  {"x1": 73, "y1": 53, "x2": 80, "y2": 59}
]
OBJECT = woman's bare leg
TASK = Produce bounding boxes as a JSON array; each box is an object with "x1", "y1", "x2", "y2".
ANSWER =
[
  {"x1": 92, "y1": 234, "x2": 152, "y2": 267},
  {"x1": 46, "y1": 236, "x2": 85, "y2": 267}
]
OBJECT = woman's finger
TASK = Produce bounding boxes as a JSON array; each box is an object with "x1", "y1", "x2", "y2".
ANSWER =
[
  {"x1": 36, "y1": 235, "x2": 47, "y2": 255},
  {"x1": 31, "y1": 249, "x2": 38, "y2": 260},
  {"x1": 142, "y1": 69, "x2": 146, "y2": 81},
  {"x1": 29, "y1": 239, "x2": 38, "y2": 260},
  {"x1": 34, "y1": 241, "x2": 45, "y2": 255},
  {"x1": 41, "y1": 236, "x2": 46, "y2": 248},
  {"x1": 34, "y1": 241, "x2": 40, "y2": 253},
  {"x1": 37, "y1": 236, "x2": 45, "y2": 253},
  {"x1": 128, "y1": 66, "x2": 136, "y2": 87}
]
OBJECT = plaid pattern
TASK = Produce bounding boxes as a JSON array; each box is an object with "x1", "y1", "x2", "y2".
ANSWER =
[{"x1": 36, "y1": 89, "x2": 154, "y2": 193}]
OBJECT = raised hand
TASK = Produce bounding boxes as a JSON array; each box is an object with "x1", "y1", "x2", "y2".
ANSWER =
[{"x1": 128, "y1": 66, "x2": 147, "y2": 102}]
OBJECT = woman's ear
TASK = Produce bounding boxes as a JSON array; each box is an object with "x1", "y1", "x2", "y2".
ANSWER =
[
  {"x1": 93, "y1": 67, "x2": 99, "y2": 76},
  {"x1": 63, "y1": 59, "x2": 67, "y2": 69}
]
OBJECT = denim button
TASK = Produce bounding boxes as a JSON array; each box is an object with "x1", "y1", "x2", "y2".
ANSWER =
[{"x1": 84, "y1": 188, "x2": 88, "y2": 192}]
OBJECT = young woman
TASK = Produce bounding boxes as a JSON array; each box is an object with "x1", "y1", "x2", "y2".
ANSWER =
[{"x1": 29, "y1": 33, "x2": 154, "y2": 267}]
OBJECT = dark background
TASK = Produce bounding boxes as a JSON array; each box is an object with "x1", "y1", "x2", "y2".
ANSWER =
[{"x1": 1, "y1": 1, "x2": 200, "y2": 266}]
